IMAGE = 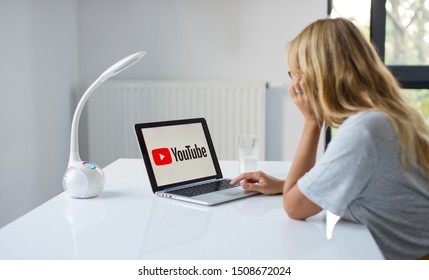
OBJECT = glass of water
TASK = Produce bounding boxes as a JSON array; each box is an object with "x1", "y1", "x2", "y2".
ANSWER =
[{"x1": 238, "y1": 135, "x2": 258, "y2": 174}]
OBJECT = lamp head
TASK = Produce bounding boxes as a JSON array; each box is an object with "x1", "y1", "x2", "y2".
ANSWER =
[
  {"x1": 63, "y1": 51, "x2": 146, "y2": 199},
  {"x1": 100, "y1": 51, "x2": 146, "y2": 81}
]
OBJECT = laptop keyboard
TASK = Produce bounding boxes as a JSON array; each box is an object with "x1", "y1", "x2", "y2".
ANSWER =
[{"x1": 166, "y1": 180, "x2": 237, "y2": 197}]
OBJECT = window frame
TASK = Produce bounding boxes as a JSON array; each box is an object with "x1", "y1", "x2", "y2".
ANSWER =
[
  {"x1": 328, "y1": 0, "x2": 429, "y2": 88},
  {"x1": 325, "y1": 0, "x2": 429, "y2": 147},
  {"x1": 371, "y1": 0, "x2": 429, "y2": 89}
]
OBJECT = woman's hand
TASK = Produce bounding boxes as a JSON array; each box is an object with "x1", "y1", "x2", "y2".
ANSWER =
[
  {"x1": 289, "y1": 76, "x2": 318, "y2": 123},
  {"x1": 230, "y1": 171, "x2": 284, "y2": 195}
]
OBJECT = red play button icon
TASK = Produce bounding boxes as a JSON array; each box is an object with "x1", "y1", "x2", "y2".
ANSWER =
[{"x1": 152, "y1": 148, "x2": 173, "y2": 166}]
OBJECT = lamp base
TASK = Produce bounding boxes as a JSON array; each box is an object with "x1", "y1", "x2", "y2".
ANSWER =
[{"x1": 63, "y1": 161, "x2": 105, "y2": 198}]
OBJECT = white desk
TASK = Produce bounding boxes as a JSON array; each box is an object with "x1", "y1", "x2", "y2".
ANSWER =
[{"x1": 0, "y1": 159, "x2": 384, "y2": 259}]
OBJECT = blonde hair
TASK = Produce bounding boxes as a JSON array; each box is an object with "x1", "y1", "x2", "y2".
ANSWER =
[{"x1": 287, "y1": 17, "x2": 429, "y2": 177}]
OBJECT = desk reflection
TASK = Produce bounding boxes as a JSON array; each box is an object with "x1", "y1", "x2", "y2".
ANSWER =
[
  {"x1": 137, "y1": 197, "x2": 213, "y2": 258},
  {"x1": 64, "y1": 198, "x2": 106, "y2": 259}
]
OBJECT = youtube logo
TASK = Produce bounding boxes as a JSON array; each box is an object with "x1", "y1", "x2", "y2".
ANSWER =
[
  {"x1": 152, "y1": 148, "x2": 173, "y2": 166},
  {"x1": 152, "y1": 144, "x2": 208, "y2": 166}
]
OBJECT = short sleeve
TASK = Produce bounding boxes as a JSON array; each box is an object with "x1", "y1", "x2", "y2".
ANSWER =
[{"x1": 297, "y1": 119, "x2": 376, "y2": 217}]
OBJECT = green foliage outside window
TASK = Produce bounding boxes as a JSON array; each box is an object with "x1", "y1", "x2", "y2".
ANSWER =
[{"x1": 403, "y1": 89, "x2": 429, "y2": 127}]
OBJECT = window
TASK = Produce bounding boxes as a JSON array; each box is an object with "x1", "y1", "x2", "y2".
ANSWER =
[
  {"x1": 328, "y1": 0, "x2": 429, "y2": 135},
  {"x1": 403, "y1": 89, "x2": 429, "y2": 127},
  {"x1": 330, "y1": 0, "x2": 371, "y2": 38},
  {"x1": 385, "y1": 0, "x2": 429, "y2": 65}
]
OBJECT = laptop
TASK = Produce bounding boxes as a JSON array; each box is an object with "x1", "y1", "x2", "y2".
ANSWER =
[{"x1": 134, "y1": 118, "x2": 257, "y2": 205}]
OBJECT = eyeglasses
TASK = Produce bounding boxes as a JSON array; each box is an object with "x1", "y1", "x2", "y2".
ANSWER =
[{"x1": 288, "y1": 71, "x2": 300, "y2": 79}]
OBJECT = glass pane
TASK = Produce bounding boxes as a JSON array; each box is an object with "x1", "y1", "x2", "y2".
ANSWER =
[
  {"x1": 330, "y1": 0, "x2": 371, "y2": 38},
  {"x1": 403, "y1": 89, "x2": 429, "y2": 127},
  {"x1": 385, "y1": 0, "x2": 429, "y2": 65}
]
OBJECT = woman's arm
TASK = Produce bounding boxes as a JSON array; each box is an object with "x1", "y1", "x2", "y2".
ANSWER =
[
  {"x1": 282, "y1": 77, "x2": 323, "y2": 219},
  {"x1": 230, "y1": 77, "x2": 324, "y2": 219},
  {"x1": 282, "y1": 119, "x2": 322, "y2": 219}
]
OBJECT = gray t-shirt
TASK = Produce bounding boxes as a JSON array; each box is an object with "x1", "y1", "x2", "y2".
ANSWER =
[{"x1": 298, "y1": 111, "x2": 429, "y2": 260}]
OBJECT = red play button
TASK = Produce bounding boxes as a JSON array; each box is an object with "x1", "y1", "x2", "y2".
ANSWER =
[{"x1": 152, "y1": 148, "x2": 173, "y2": 166}]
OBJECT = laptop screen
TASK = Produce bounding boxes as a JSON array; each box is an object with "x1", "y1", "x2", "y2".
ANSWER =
[{"x1": 135, "y1": 118, "x2": 223, "y2": 192}]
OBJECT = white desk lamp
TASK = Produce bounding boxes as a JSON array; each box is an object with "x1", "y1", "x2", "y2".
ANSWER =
[{"x1": 63, "y1": 51, "x2": 147, "y2": 198}]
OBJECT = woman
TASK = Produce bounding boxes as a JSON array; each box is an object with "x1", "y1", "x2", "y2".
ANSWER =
[{"x1": 231, "y1": 18, "x2": 429, "y2": 260}]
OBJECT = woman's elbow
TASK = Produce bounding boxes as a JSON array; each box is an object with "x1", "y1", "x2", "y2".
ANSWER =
[
  {"x1": 283, "y1": 203, "x2": 307, "y2": 220},
  {"x1": 283, "y1": 190, "x2": 322, "y2": 220},
  {"x1": 283, "y1": 189, "x2": 307, "y2": 220}
]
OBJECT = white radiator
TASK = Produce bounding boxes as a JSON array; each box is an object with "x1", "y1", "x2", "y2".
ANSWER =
[{"x1": 86, "y1": 80, "x2": 266, "y2": 167}]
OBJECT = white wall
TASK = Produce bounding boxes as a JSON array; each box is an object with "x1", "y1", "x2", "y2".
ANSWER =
[
  {"x1": 77, "y1": 0, "x2": 326, "y2": 161},
  {"x1": 0, "y1": 0, "x2": 78, "y2": 228},
  {"x1": 0, "y1": 0, "x2": 326, "y2": 228}
]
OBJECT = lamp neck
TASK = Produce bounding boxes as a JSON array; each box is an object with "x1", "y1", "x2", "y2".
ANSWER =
[{"x1": 68, "y1": 76, "x2": 107, "y2": 165}]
